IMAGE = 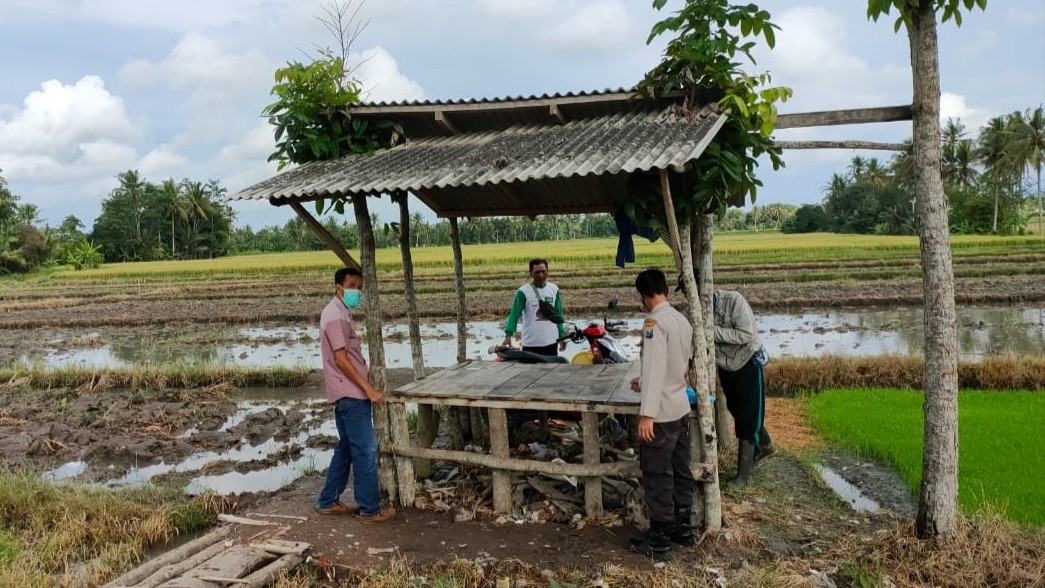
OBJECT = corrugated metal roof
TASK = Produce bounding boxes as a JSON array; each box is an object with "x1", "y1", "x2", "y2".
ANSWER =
[
  {"x1": 354, "y1": 87, "x2": 635, "y2": 109},
  {"x1": 228, "y1": 106, "x2": 725, "y2": 217}
]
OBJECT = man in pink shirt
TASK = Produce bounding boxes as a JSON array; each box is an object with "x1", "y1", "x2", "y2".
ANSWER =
[{"x1": 315, "y1": 267, "x2": 396, "y2": 523}]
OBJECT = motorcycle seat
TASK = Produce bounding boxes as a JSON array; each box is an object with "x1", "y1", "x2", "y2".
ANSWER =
[{"x1": 496, "y1": 349, "x2": 569, "y2": 364}]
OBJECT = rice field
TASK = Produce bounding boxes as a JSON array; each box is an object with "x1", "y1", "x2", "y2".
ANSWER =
[{"x1": 808, "y1": 388, "x2": 1045, "y2": 526}]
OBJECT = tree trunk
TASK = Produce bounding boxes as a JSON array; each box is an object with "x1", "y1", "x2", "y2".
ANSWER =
[
  {"x1": 907, "y1": 3, "x2": 959, "y2": 541},
  {"x1": 352, "y1": 196, "x2": 399, "y2": 503},
  {"x1": 1037, "y1": 166, "x2": 1042, "y2": 234},
  {"x1": 993, "y1": 190, "x2": 999, "y2": 233},
  {"x1": 693, "y1": 214, "x2": 730, "y2": 450},
  {"x1": 447, "y1": 216, "x2": 469, "y2": 449},
  {"x1": 396, "y1": 193, "x2": 438, "y2": 479},
  {"x1": 679, "y1": 222, "x2": 722, "y2": 530}
]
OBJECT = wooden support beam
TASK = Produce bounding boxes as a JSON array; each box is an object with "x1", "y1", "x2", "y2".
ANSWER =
[
  {"x1": 439, "y1": 204, "x2": 616, "y2": 218},
  {"x1": 493, "y1": 182, "x2": 527, "y2": 211},
  {"x1": 775, "y1": 140, "x2": 909, "y2": 151},
  {"x1": 288, "y1": 201, "x2": 360, "y2": 271},
  {"x1": 488, "y1": 408, "x2": 513, "y2": 513},
  {"x1": 549, "y1": 104, "x2": 568, "y2": 125},
  {"x1": 390, "y1": 402, "x2": 417, "y2": 506},
  {"x1": 582, "y1": 412, "x2": 604, "y2": 518},
  {"x1": 387, "y1": 444, "x2": 716, "y2": 480},
  {"x1": 659, "y1": 168, "x2": 683, "y2": 270},
  {"x1": 448, "y1": 217, "x2": 467, "y2": 364},
  {"x1": 434, "y1": 110, "x2": 460, "y2": 135},
  {"x1": 353, "y1": 196, "x2": 398, "y2": 502},
  {"x1": 776, "y1": 105, "x2": 912, "y2": 129}
]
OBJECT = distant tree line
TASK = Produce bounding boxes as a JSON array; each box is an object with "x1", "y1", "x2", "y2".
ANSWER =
[
  {"x1": 0, "y1": 169, "x2": 235, "y2": 274},
  {"x1": 784, "y1": 107, "x2": 1044, "y2": 235},
  {"x1": 228, "y1": 204, "x2": 804, "y2": 254}
]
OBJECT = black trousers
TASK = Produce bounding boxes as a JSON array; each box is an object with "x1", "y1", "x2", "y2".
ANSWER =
[
  {"x1": 718, "y1": 357, "x2": 766, "y2": 444},
  {"x1": 523, "y1": 343, "x2": 558, "y2": 357},
  {"x1": 639, "y1": 416, "x2": 694, "y2": 525}
]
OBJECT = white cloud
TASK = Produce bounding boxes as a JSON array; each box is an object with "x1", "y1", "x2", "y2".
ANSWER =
[
  {"x1": 940, "y1": 92, "x2": 989, "y2": 132},
  {"x1": 218, "y1": 123, "x2": 276, "y2": 164},
  {"x1": 539, "y1": 1, "x2": 630, "y2": 52},
  {"x1": 3, "y1": 0, "x2": 303, "y2": 32},
  {"x1": 473, "y1": 0, "x2": 556, "y2": 20},
  {"x1": 139, "y1": 147, "x2": 188, "y2": 175},
  {"x1": 761, "y1": 7, "x2": 890, "y2": 110},
  {"x1": 121, "y1": 32, "x2": 268, "y2": 90},
  {"x1": 353, "y1": 47, "x2": 426, "y2": 103},
  {"x1": 0, "y1": 76, "x2": 138, "y2": 181}
]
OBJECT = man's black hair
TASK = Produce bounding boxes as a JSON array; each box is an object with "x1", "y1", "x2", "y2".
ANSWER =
[
  {"x1": 334, "y1": 267, "x2": 363, "y2": 285},
  {"x1": 635, "y1": 268, "x2": 669, "y2": 298},
  {"x1": 529, "y1": 258, "x2": 549, "y2": 272}
]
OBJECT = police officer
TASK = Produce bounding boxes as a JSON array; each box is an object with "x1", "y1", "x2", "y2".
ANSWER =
[{"x1": 628, "y1": 268, "x2": 695, "y2": 561}]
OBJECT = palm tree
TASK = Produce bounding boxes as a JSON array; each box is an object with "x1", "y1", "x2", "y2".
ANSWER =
[
  {"x1": 977, "y1": 115, "x2": 1021, "y2": 232},
  {"x1": 1009, "y1": 106, "x2": 1045, "y2": 233},
  {"x1": 943, "y1": 139, "x2": 978, "y2": 190},
  {"x1": 848, "y1": 155, "x2": 868, "y2": 181},
  {"x1": 114, "y1": 170, "x2": 148, "y2": 248},
  {"x1": 16, "y1": 203, "x2": 41, "y2": 228},
  {"x1": 864, "y1": 157, "x2": 888, "y2": 187},
  {"x1": 822, "y1": 173, "x2": 850, "y2": 201},
  {"x1": 180, "y1": 180, "x2": 210, "y2": 256},
  {"x1": 159, "y1": 179, "x2": 188, "y2": 256}
]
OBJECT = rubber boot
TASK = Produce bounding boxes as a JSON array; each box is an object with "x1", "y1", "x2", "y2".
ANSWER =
[
  {"x1": 629, "y1": 520, "x2": 674, "y2": 561},
  {"x1": 728, "y1": 440, "x2": 756, "y2": 488},
  {"x1": 754, "y1": 426, "x2": 777, "y2": 466},
  {"x1": 671, "y1": 506, "x2": 696, "y2": 547}
]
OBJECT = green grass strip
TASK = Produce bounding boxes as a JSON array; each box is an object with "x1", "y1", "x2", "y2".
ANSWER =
[{"x1": 807, "y1": 388, "x2": 1045, "y2": 526}]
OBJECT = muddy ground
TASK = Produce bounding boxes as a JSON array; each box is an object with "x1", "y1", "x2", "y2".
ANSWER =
[
  {"x1": 2, "y1": 270, "x2": 1004, "y2": 581},
  {"x1": 0, "y1": 366, "x2": 918, "y2": 580},
  {"x1": 4, "y1": 274, "x2": 1045, "y2": 329}
]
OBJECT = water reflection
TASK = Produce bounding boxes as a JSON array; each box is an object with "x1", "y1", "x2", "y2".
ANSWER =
[
  {"x1": 43, "y1": 400, "x2": 338, "y2": 495},
  {"x1": 9, "y1": 306, "x2": 1045, "y2": 370}
]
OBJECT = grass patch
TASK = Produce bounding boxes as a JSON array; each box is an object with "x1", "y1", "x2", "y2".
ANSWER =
[
  {"x1": 807, "y1": 388, "x2": 1045, "y2": 526},
  {"x1": 0, "y1": 471, "x2": 223, "y2": 586}
]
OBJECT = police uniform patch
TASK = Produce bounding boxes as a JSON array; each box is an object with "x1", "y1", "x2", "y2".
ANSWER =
[{"x1": 643, "y1": 318, "x2": 656, "y2": 339}]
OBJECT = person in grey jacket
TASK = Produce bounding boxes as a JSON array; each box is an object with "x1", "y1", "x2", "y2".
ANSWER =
[
  {"x1": 713, "y1": 288, "x2": 775, "y2": 488},
  {"x1": 628, "y1": 268, "x2": 695, "y2": 561}
]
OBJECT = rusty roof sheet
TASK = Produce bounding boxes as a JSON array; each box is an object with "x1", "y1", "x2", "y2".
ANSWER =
[{"x1": 228, "y1": 107, "x2": 725, "y2": 217}]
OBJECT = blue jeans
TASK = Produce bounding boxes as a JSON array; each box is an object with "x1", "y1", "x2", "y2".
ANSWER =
[{"x1": 316, "y1": 397, "x2": 381, "y2": 515}]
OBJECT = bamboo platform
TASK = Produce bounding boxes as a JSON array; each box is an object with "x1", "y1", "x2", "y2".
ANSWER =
[
  {"x1": 104, "y1": 526, "x2": 310, "y2": 588},
  {"x1": 388, "y1": 361, "x2": 713, "y2": 518}
]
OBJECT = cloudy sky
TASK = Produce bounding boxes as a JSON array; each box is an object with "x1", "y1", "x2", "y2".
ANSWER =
[{"x1": 1, "y1": 0, "x2": 1042, "y2": 230}]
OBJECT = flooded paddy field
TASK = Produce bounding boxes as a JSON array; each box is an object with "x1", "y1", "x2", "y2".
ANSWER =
[{"x1": 4, "y1": 305, "x2": 1042, "y2": 371}]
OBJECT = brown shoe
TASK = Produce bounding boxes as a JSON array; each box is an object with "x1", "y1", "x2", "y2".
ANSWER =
[
  {"x1": 316, "y1": 501, "x2": 360, "y2": 515},
  {"x1": 358, "y1": 507, "x2": 396, "y2": 523}
]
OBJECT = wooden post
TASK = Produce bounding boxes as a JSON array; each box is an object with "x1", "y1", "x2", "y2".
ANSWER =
[
  {"x1": 397, "y1": 192, "x2": 438, "y2": 480},
  {"x1": 659, "y1": 169, "x2": 683, "y2": 269},
  {"x1": 395, "y1": 193, "x2": 426, "y2": 380},
  {"x1": 487, "y1": 407, "x2": 512, "y2": 513},
  {"x1": 447, "y1": 216, "x2": 469, "y2": 449},
  {"x1": 288, "y1": 201, "x2": 360, "y2": 271},
  {"x1": 581, "y1": 412, "x2": 604, "y2": 518},
  {"x1": 352, "y1": 196, "x2": 400, "y2": 503},
  {"x1": 449, "y1": 216, "x2": 467, "y2": 363}
]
